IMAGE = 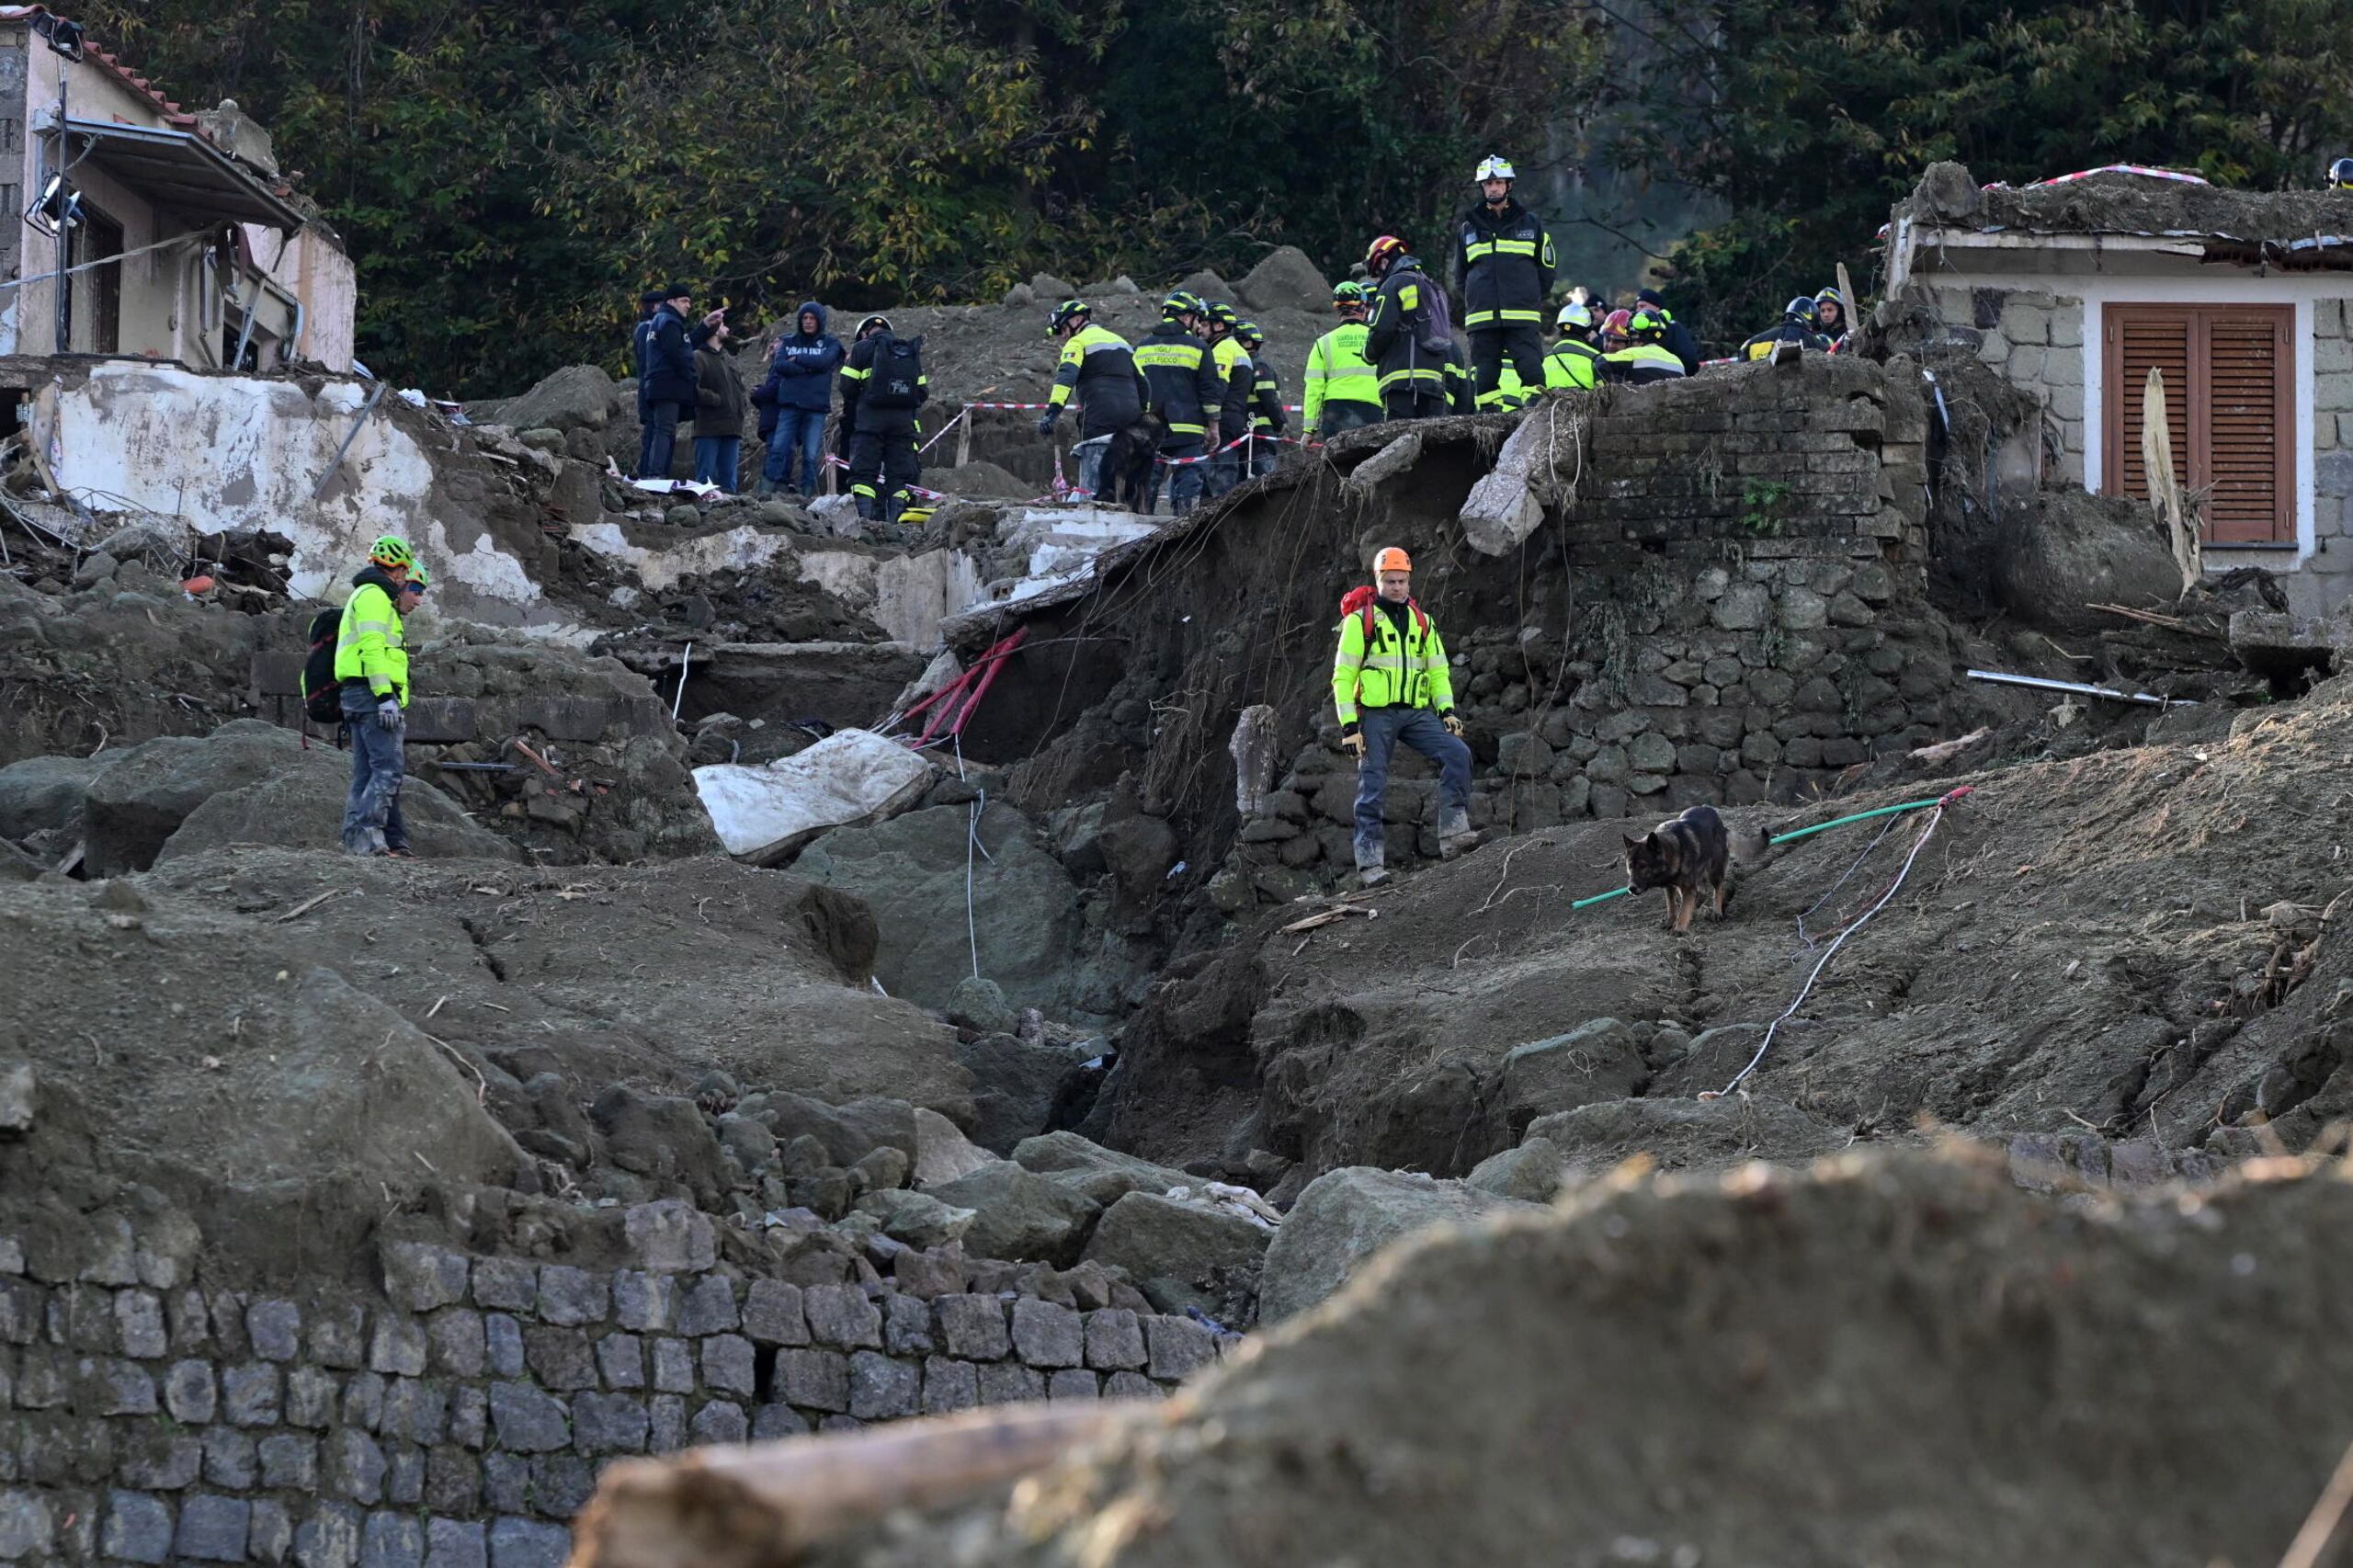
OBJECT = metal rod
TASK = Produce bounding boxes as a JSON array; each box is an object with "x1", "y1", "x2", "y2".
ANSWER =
[
  {"x1": 309, "y1": 382, "x2": 389, "y2": 501},
  {"x1": 672, "y1": 642, "x2": 692, "y2": 722},
  {"x1": 1965, "y1": 667, "x2": 2168, "y2": 707}
]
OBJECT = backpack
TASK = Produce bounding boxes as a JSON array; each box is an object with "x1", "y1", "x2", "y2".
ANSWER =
[
  {"x1": 863, "y1": 333, "x2": 925, "y2": 409},
  {"x1": 1338, "y1": 585, "x2": 1429, "y2": 643},
  {"x1": 1409, "y1": 271, "x2": 1455, "y2": 358},
  {"x1": 301, "y1": 606, "x2": 344, "y2": 726}
]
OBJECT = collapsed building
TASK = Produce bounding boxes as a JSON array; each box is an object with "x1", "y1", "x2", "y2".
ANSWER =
[{"x1": 2, "y1": 150, "x2": 2350, "y2": 1565}]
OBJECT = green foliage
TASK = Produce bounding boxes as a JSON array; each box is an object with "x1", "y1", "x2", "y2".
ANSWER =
[{"x1": 1738, "y1": 477, "x2": 1790, "y2": 536}]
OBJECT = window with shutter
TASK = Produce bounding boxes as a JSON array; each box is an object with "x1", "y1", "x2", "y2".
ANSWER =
[{"x1": 2103, "y1": 304, "x2": 2294, "y2": 545}]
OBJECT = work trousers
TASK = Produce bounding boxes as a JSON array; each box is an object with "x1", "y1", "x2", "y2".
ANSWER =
[
  {"x1": 1472, "y1": 324, "x2": 1545, "y2": 409},
  {"x1": 339, "y1": 685, "x2": 408, "y2": 856},
  {"x1": 640, "y1": 400, "x2": 684, "y2": 480},
  {"x1": 1352, "y1": 706, "x2": 1472, "y2": 858},
  {"x1": 1145, "y1": 437, "x2": 1206, "y2": 515},
  {"x1": 845, "y1": 427, "x2": 918, "y2": 520},
  {"x1": 1247, "y1": 435, "x2": 1280, "y2": 479},
  {"x1": 1314, "y1": 402, "x2": 1381, "y2": 440},
  {"x1": 1381, "y1": 390, "x2": 1451, "y2": 422}
]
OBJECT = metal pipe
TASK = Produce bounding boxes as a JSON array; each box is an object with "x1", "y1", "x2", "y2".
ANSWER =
[
  {"x1": 309, "y1": 381, "x2": 388, "y2": 500},
  {"x1": 672, "y1": 642, "x2": 692, "y2": 722},
  {"x1": 1965, "y1": 667, "x2": 2168, "y2": 706}
]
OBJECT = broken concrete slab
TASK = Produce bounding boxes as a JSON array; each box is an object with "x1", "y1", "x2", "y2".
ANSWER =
[
  {"x1": 693, "y1": 729, "x2": 936, "y2": 866},
  {"x1": 1458, "y1": 399, "x2": 1578, "y2": 555},
  {"x1": 2228, "y1": 608, "x2": 2347, "y2": 683},
  {"x1": 1343, "y1": 431, "x2": 1423, "y2": 494}
]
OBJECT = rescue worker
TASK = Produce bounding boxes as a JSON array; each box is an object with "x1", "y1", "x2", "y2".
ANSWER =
[
  {"x1": 1302, "y1": 282, "x2": 1382, "y2": 441},
  {"x1": 1362, "y1": 234, "x2": 1452, "y2": 420},
  {"x1": 2329, "y1": 156, "x2": 2352, "y2": 189},
  {"x1": 335, "y1": 536, "x2": 421, "y2": 858},
  {"x1": 1036, "y1": 300, "x2": 1146, "y2": 500},
  {"x1": 1331, "y1": 545, "x2": 1476, "y2": 886},
  {"x1": 1453, "y1": 154, "x2": 1555, "y2": 410},
  {"x1": 1599, "y1": 308, "x2": 1633, "y2": 352},
  {"x1": 1602, "y1": 309, "x2": 1688, "y2": 384},
  {"x1": 1199, "y1": 302, "x2": 1254, "y2": 497},
  {"x1": 839, "y1": 313, "x2": 926, "y2": 520},
  {"x1": 1134, "y1": 292, "x2": 1224, "y2": 515},
  {"x1": 1544, "y1": 302, "x2": 1601, "y2": 390},
  {"x1": 1742, "y1": 297, "x2": 1833, "y2": 361},
  {"x1": 1235, "y1": 320, "x2": 1286, "y2": 479},
  {"x1": 1813, "y1": 286, "x2": 1850, "y2": 347},
  {"x1": 1634, "y1": 288, "x2": 1703, "y2": 374}
]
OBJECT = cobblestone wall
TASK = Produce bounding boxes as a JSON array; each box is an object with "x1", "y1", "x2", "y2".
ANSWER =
[
  {"x1": 2307, "y1": 301, "x2": 2353, "y2": 614},
  {"x1": 0, "y1": 1224, "x2": 1228, "y2": 1566},
  {"x1": 1925, "y1": 282, "x2": 2088, "y2": 483}
]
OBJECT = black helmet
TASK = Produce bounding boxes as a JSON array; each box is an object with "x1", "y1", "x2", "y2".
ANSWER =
[
  {"x1": 1203, "y1": 301, "x2": 1238, "y2": 332},
  {"x1": 1048, "y1": 299, "x2": 1090, "y2": 335},
  {"x1": 2332, "y1": 156, "x2": 2353, "y2": 190},
  {"x1": 1234, "y1": 320, "x2": 1265, "y2": 348},
  {"x1": 1784, "y1": 296, "x2": 1820, "y2": 325},
  {"x1": 1162, "y1": 290, "x2": 1204, "y2": 320}
]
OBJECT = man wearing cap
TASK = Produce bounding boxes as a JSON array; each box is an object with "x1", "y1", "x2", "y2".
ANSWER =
[
  {"x1": 638, "y1": 283, "x2": 707, "y2": 482},
  {"x1": 336, "y1": 536, "x2": 426, "y2": 858},
  {"x1": 1331, "y1": 545, "x2": 1476, "y2": 886}
]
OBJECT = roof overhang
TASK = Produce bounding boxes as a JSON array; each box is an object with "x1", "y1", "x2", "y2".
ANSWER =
[{"x1": 49, "y1": 117, "x2": 303, "y2": 230}]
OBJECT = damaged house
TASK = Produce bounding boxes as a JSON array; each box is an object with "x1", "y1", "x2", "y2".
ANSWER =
[{"x1": 1887, "y1": 166, "x2": 2353, "y2": 614}]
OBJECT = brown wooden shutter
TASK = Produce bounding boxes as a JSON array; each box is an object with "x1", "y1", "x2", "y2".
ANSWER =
[{"x1": 2103, "y1": 303, "x2": 2294, "y2": 545}]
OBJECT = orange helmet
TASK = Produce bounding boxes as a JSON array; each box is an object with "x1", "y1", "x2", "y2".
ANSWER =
[
  {"x1": 1365, "y1": 235, "x2": 1408, "y2": 277},
  {"x1": 1373, "y1": 546, "x2": 1413, "y2": 574},
  {"x1": 1601, "y1": 308, "x2": 1634, "y2": 343}
]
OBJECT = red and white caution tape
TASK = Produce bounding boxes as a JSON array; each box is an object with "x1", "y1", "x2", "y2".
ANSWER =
[{"x1": 915, "y1": 405, "x2": 969, "y2": 456}]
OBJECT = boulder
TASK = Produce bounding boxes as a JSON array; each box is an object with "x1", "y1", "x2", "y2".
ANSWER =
[
  {"x1": 796, "y1": 802, "x2": 1087, "y2": 1018},
  {"x1": 496, "y1": 364, "x2": 619, "y2": 434},
  {"x1": 693, "y1": 729, "x2": 936, "y2": 866},
  {"x1": 1176, "y1": 271, "x2": 1233, "y2": 306},
  {"x1": 1466, "y1": 1140, "x2": 1569, "y2": 1203},
  {"x1": 767, "y1": 1093, "x2": 920, "y2": 1168},
  {"x1": 1013, "y1": 1131, "x2": 1191, "y2": 1208},
  {"x1": 1259, "y1": 1167, "x2": 1539, "y2": 1323},
  {"x1": 852, "y1": 1188, "x2": 976, "y2": 1249},
  {"x1": 82, "y1": 722, "x2": 328, "y2": 876},
  {"x1": 1993, "y1": 490, "x2": 2185, "y2": 635},
  {"x1": 948, "y1": 978, "x2": 1017, "y2": 1036},
  {"x1": 0, "y1": 754, "x2": 108, "y2": 839},
  {"x1": 1235, "y1": 245, "x2": 1332, "y2": 314},
  {"x1": 589, "y1": 1085, "x2": 730, "y2": 1205},
  {"x1": 957, "y1": 1033, "x2": 1076, "y2": 1154},
  {"x1": 1485, "y1": 1018, "x2": 1649, "y2": 1147},
  {"x1": 159, "y1": 749, "x2": 518, "y2": 866},
  {"x1": 924, "y1": 1160, "x2": 1102, "y2": 1267},
  {"x1": 913, "y1": 1107, "x2": 997, "y2": 1189},
  {"x1": 1081, "y1": 1192, "x2": 1272, "y2": 1315}
]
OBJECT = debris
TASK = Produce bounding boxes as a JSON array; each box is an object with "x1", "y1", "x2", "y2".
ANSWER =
[{"x1": 693, "y1": 729, "x2": 936, "y2": 865}]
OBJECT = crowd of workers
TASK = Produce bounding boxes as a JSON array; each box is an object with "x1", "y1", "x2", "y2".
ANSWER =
[{"x1": 620, "y1": 155, "x2": 1856, "y2": 520}]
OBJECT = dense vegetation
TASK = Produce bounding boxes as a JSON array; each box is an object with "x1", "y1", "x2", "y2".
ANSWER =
[{"x1": 78, "y1": 0, "x2": 2353, "y2": 392}]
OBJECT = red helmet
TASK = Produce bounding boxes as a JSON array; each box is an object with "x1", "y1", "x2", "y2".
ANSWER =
[
  {"x1": 1601, "y1": 308, "x2": 1634, "y2": 342},
  {"x1": 1364, "y1": 234, "x2": 1408, "y2": 278}
]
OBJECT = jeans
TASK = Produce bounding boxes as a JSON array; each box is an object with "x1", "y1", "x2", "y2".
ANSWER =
[
  {"x1": 1472, "y1": 324, "x2": 1545, "y2": 409},
  {"x1": 1074, "y1": 436, "x2": 1110, "y2": 499},
  {"x1": 641, "y1": 400, "x2": 682, "y2": 480},
  {"x1": 693, "y1": 435, "x2": 741, "y2": 491},
  {"x1": 1352, "y1": 706, "x2": 1472, "y2": 858},
  {"x1": 339, "y1": 684, "x2": 408, "y2": 855},
  {"x1": 764, "y1": 407, "x2": 826, "y2": 493},
  {"x1": 1145, "y1": 437, "x2": 1205, "y2": 515}
]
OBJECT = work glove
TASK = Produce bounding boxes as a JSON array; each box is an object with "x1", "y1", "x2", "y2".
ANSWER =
[
  {"x1": 1341, "y1": 722, "x2": 1364, "y2": 760},
  {"x1": 1441, "y1": 711, "x2": 1465, "y2": 738},
  {"x1": 374, "y1": 698, "x2": 403, "y2": 732},
  {"x1": 1035, "y1": 409, "x2": 1059, "y2": 437}
]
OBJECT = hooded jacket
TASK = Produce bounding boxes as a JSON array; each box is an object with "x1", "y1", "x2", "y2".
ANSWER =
[
  {"x1": 641, "y1": 302, "x2": 699, "y2": 407},
  {"x1": 695, "y1": 336, "x2": 751, "y2": 438},
  {"x1": 761, "y1": 302, "x2": 845, "y2": 415}
]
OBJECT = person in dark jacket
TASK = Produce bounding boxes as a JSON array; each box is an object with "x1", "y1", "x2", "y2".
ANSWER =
[
  {"x1": 1036, "y1": 299, "x2": 1146, "y2": 500},
  {"x1": 753, "y1": 301, "x2": 844, "y2": 495},
  {"x1": 1635, "y1": 289, "x2": 1704, "y2": 375},
  {"x1": 1362, "y1": 235, "x2": 1452, "y2": 420},
  {"x1": 1742, "y1": 297, "x2": 1834, "y2": 361},
  {"x1": 839, "y1": 314, "x2": 926, "y2": 521},
  {"x1": 1199, "y1": 301, "x2": 1254, "y2": 498},
  {"x1": 1235, "y1": 320, "x2": 1285, "y2": 479},
  {"x1": 1602, "y1": 310, "x2": 1689, "y2": 385},
  {"x1": 1134, "y1": 292, "x2": 1225, "y2": 515},
  {"x1": 638, "y1": 284, "x2": 704, "y2": 480},
  {"x1": 1454, "y1": 155, "x2": 1555, "y2": 410},
  {"x1": 631, "y1": 288, "x2": 665, "y2": 477},
  {"x1": 692, "y1": 322, "x2": 751, "y2": 492}
]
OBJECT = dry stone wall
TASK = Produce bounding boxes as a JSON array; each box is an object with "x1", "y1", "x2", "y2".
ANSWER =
[{"x1": 0, "y1": 1222, "x2": 1229, "y2": 1566}]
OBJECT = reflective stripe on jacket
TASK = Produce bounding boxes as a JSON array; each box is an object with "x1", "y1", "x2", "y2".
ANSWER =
[
  {"x1": 1331, "y1": 600, "x2": 1455, "y2": 724},
  {"x1": 1049, "y1": 323, "x2": 1146, "y2": 437},
  {"x1": 1303, "y1": 323, "x2": 1381, "y2": 433},
  {"x1": 333, "y1": 570, "x2": 409, "y2": 704},
  {"x1": 1455, "y1": 199, "x2": 1556, "y2": 330},
  {"x1": 1363, "y1": 264, "x2": 1449, "y2": 398},
  {"x1": 1135, "y1": 325, "x2": 1222, "y2": 440},
  {"x1": 1603, "y1": 343, "x2": 1688, "y2": 385},
  {"x1": 1249, "y1": 356, "x2": 1285, "y2": 435},
  {"x1": 1544, "y1": 338, "x2": 1601, "y2": 390}
]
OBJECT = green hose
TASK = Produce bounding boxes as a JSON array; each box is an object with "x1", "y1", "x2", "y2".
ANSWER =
[{"x1": 1566, "y1": 796, "x2": 1949, "y2": 910}]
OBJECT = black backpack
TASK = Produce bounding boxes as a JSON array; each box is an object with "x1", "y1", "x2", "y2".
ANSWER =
[
  {"x1": 864, "y1": 333, "x2": 925, "y2": 409},
  {"x1": 301, "y1": 606, "x2": 344, "y2": 725}
]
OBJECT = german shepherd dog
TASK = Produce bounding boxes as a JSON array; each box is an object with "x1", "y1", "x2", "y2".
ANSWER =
[
  {"x1": 1625, "y1": 803, "x2": 1733, "y2": 933},
  {"x1": 1102, "y1": 412, "x2": 1165, "y2": 511}
]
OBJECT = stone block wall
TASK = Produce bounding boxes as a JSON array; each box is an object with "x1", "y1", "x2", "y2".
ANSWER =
[
  {"x1": 2302, "y1": 301, "x2": 2353, "y2": 615},
  {"x1": 0, "y1": 1232, "x2": 1228, "y2": 1566},
  {"x1": 1927, "y1": 282, "x2": 2088, "y2": 482}
]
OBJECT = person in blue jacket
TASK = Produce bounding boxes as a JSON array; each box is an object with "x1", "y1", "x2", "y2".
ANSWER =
[
  {"x1": 638, "y1": 283, "x2": 703, "y2": 480},
  {"x1": 754, "y1": 301, "x2": 844, "y2": 495}
]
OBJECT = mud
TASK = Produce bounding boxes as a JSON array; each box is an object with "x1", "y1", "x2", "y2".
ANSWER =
[{"x1": 1975, "y1": 169, "x2": 2353, "y2": 240}]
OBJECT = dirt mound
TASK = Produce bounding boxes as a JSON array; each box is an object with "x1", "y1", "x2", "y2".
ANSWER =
[
  {"x1": 1977, "y1": 167, "x2": 2353, "y2": 239},
  {"x1": 816, "y1": 1148, "x2": 2353, "y2": 1568},
  {"x1": 1107, "y1": 674, "x2": 2353, "y2": 1180}
]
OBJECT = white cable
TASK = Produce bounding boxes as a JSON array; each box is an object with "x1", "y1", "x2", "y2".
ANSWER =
[{"x1": 1710, "y1": 803, "x2": 1948, "y2": 1098}]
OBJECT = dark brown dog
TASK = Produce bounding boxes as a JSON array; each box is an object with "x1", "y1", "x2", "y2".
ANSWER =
[
  {"x1": 1103, "y1": 412, "x2": 1165, "y2": 511},
  {"x1": 1625, "y1": 803, "x2": 1733, "y2": 933}
]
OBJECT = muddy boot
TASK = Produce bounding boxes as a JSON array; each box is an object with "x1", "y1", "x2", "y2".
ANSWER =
[
  {"x1": 1354, "y1": 842, "x2": 1388, "y2": 888},
  {"x1": 1438, "y1": 806, "x2": 1480, "y2": 861}
]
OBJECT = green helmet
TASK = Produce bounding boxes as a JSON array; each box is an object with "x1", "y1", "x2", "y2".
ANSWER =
[
  {"x1": 404, "y1": 562, "x2": 429, "y2": 593},
  {"x1": 369, "y1": 534, "x2": 415, "y2": 571},
  {"x1": 1628, "y1": 309, "x2": 1667, "y2": 341},
  {"x1": 1333, "y1": 280, "x2": 1366, "y2": 305}
]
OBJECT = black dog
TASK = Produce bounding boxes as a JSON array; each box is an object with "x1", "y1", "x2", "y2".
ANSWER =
[
  {"x1": 1625, "y1": 803, "x2": 1733, "y2": 933},
  {"x1": 1101, "y1": 412, "x2": 1165, "y2": 511}
]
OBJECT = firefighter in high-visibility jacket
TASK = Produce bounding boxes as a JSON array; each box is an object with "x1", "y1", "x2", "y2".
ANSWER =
[
  {"x1": 1200, "y1": 301, "x2": 1254, "y2": 498},
  {"x1": 1362, "y1": 235, "x2": 1452, "y2": 420},
  {"x1": 334, "y1": 535, "x2": 425, "y2": 857},
  {"x1": 1134, "y1": 292, "x2": 1224, "y2": 515},
  {"x1": 1544, "y1": 302, "x2": 1602, "y2": 389},
  {"x1": 1602, "y1": 310, "x2": 1689, "y2": 385},
  {"x1": 1331, "y1": 545, "x2": 1477, "y2": 886},
  {"x1": 1302, "y1": 282, "x2": 1382, "y2": 440}
]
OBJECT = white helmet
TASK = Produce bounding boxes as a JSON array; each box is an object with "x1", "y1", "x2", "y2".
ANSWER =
[
  {"x1": 1475, "y1": 154, "x2": 1517, "y2": 183},
  {"x1": 1557, "y1": 302, "x2": 1593, "y2": 331}
]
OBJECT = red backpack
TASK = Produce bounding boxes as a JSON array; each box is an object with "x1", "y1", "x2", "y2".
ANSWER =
[{"x1": 1338, "y1": 585, "x2": 1429, "y2": 643}]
